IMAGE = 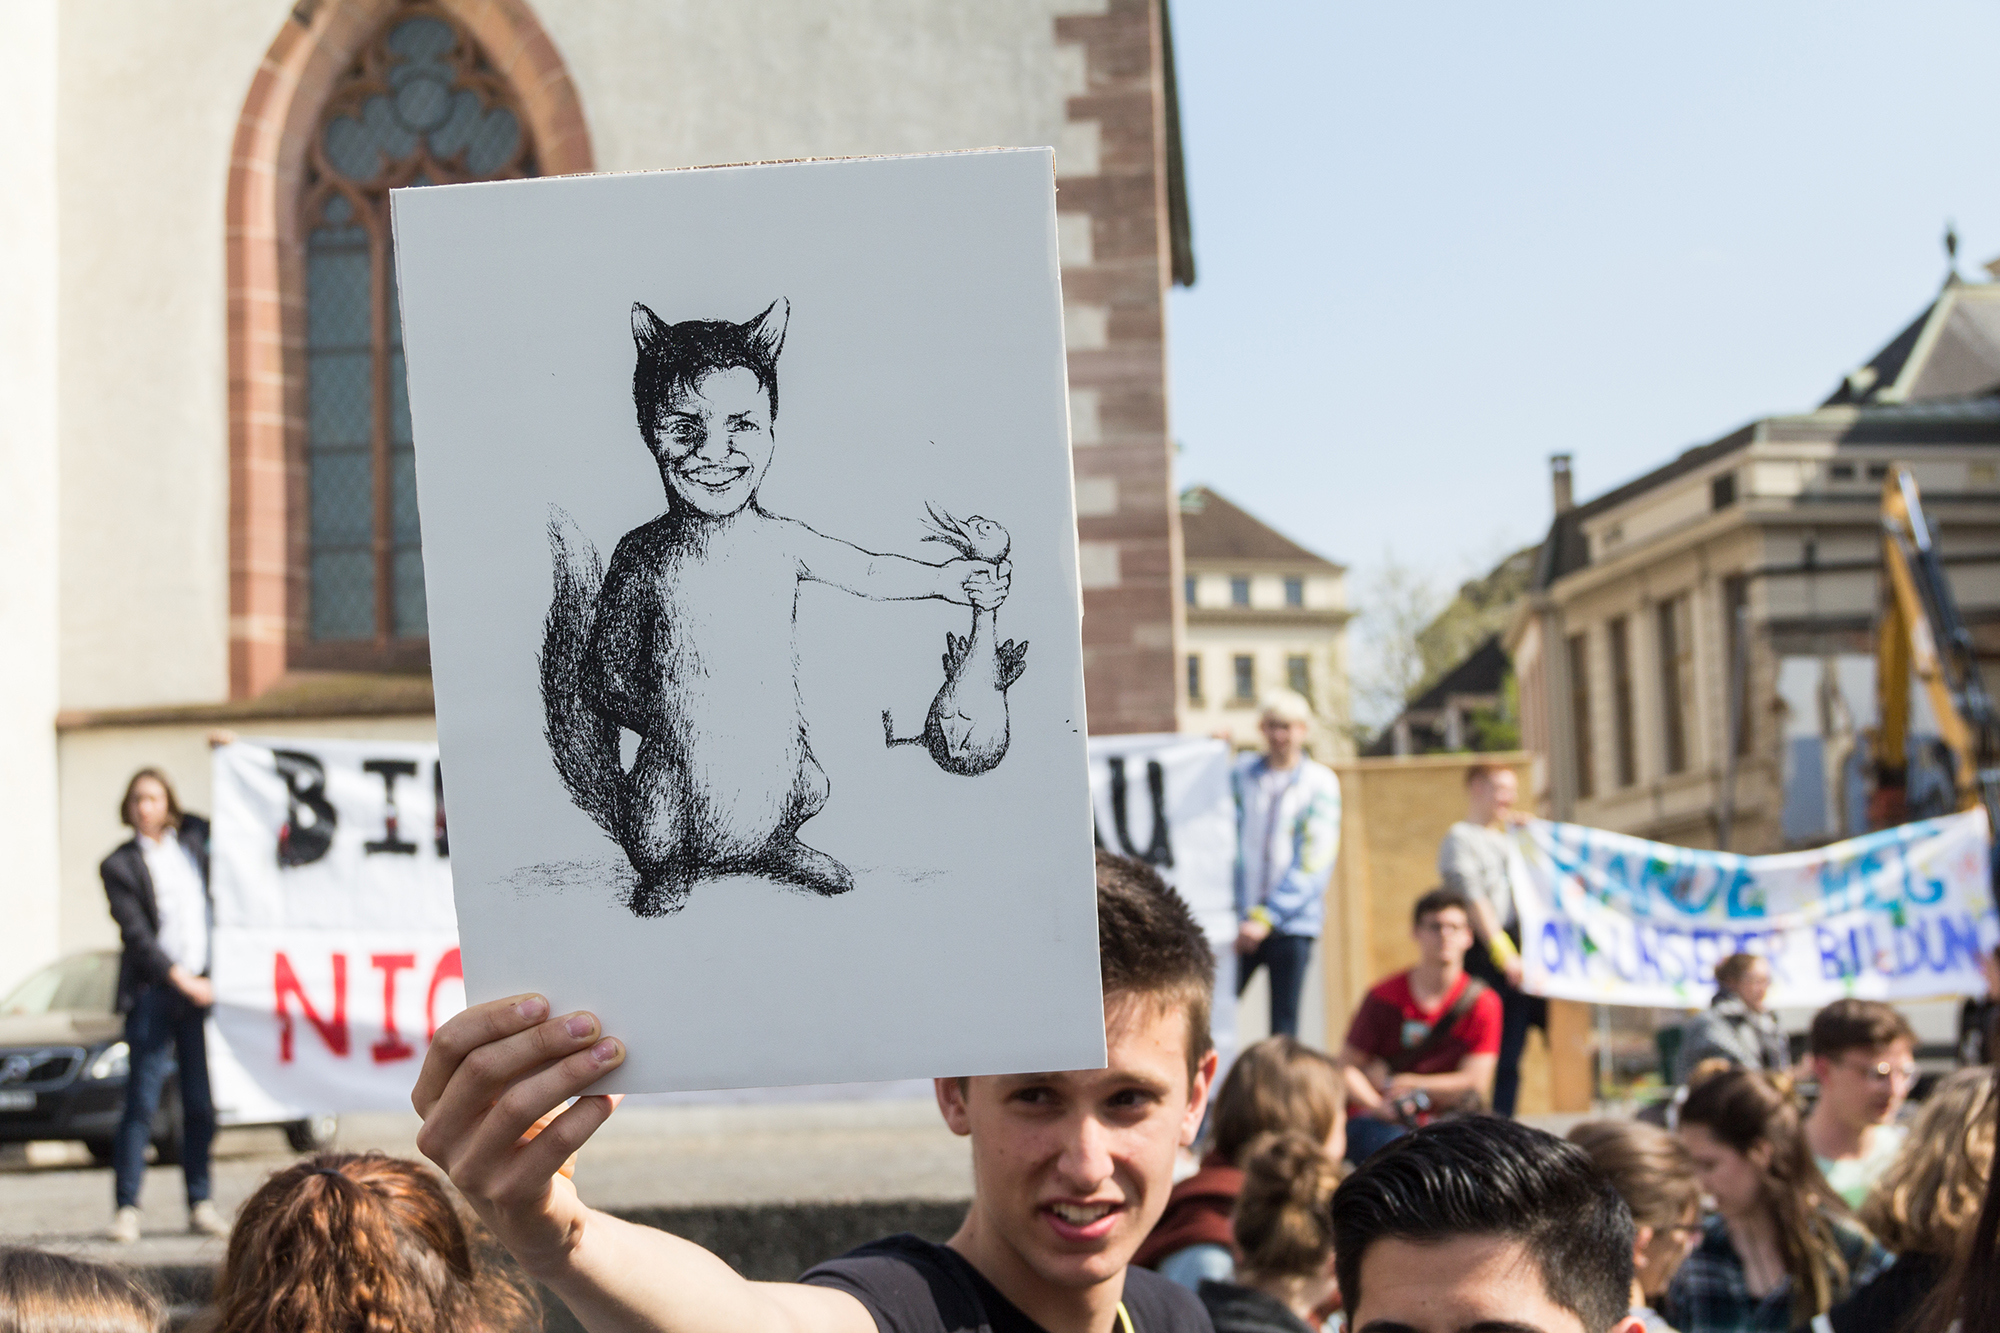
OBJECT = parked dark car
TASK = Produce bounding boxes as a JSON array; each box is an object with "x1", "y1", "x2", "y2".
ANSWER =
[{"x1": 0, "y1": 950, "x2": 335, "y2": 1162}]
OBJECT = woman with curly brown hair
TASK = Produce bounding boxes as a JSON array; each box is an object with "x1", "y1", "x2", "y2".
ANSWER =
[
  {"x1": 1195, "y1": 1131, "x2": 1342, "y2": 1333},
  {"x1": 1665, "y1": 1068, "x2": 1887, "y2": 1333},
  {"x1": 197, "y1": 1153, "x2": 537, "y2": 1333}
]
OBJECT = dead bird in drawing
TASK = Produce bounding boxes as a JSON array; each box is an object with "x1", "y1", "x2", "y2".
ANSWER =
[
  {"x1": 882, "y1": 505, "x2": 1030, "y2": 776},
  {"x1": 539, "y1": 300, "x2": 1012, "y2": 917}
]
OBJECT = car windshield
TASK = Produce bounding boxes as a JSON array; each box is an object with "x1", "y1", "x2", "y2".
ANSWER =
[{"x1": 0, "y1": 953, "x2": 119, "y2": 1017}]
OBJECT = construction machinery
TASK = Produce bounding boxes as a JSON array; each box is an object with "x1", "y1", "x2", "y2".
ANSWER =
[{"x1": 1872, "y1": 466, "x2": 2000, "y2": 835}]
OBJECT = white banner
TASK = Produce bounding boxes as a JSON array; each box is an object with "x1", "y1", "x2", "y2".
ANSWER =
[
  {"x1": 1086, "y1": 734, "x2": 1237, "y2": 1058},
  {"x1": 208, "y1": 740, "x2": 461, "y2": 1115},
  {"x1": 1517, "y1": 812, "x2": 1999, "y2": 1008}
]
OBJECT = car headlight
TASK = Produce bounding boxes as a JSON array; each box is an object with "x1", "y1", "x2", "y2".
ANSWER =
[{"x1": 87, "y1": 1042, "x2": 129, "y2": 1081}]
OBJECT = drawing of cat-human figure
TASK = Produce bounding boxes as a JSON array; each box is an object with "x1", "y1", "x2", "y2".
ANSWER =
[{"x1": 541, "y1": 299, "x2": 1019, "y2": 918}]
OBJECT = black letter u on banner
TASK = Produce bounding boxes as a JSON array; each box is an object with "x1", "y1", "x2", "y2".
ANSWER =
[{"x1": 1094, "y1": 757, "x2": 1174, "y2": 867}]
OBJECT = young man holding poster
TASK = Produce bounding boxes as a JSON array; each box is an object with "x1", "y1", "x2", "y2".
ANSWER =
[
  {"x1": 1437, "y1": 762, "x2": 1544, "y2": 1118},
  {"x1": 412, "y1": 852, "x2": 1218, "y2": 1333}
]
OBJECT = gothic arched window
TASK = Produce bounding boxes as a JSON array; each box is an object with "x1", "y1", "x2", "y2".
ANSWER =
[{"x1": 300, "y1": 8, "x2": 535, "y2": 659}]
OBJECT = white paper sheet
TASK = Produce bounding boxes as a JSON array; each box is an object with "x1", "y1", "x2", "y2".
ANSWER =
[{"x1": 391, "y1": 149, "x2": 1103, "y2": 1093}]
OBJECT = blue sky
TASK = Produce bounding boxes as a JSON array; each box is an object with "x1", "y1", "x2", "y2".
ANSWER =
[{"x1": 1167, "y1": 1, "x2": 2000, "y2": 602}]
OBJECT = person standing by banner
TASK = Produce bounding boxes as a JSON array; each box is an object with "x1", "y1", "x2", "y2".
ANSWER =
[
  {"x1": 1437, "y1": 762, "x2": 1544, "y2": 1117},
  {"x1": 1232, "y1": 692, "x2": 1341, "y2": 1039},
  {"x1": 101, "y1": 767, "x2": 226, "y2": 1243},
  {"x1": 1672, "y1": 953, "x2": 1789, "y2": 1085}
]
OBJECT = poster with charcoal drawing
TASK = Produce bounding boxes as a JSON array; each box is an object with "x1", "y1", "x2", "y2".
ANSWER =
[{"x1": 391, "y1": 149, "x2": 1102, "y2": 1092}]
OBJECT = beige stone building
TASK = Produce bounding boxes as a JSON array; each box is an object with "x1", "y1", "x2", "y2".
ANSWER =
[
  {"x1": 1179, "y1": 486, "x2": 1352, "y2": 758},
  {"x1": 0, "y1": 0, "x2": 1195, "y2": 993},
  {"x1": 1511, "y1": 278, "x2": 2000, "y2": 850}
]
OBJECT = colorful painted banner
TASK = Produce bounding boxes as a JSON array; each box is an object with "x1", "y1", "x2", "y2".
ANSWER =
[
  {"x1": 207, "y1": 739, "x2": 460, "y2": 1116},
  {"x1": 1516, "y1": 812, "x2": 1998, "y2": 1008}
]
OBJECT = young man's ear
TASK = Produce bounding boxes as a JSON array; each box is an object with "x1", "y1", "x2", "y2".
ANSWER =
[
  {"x1": 1181, "y1": 1048, "x2": 1220, "y2": 1146},
  {"x1": 935, "y1": 1076, "x2": 974, "y2": 1137},
  {"x1": 1630, "y1": 1224, "x2": 1655, "y2": 1272}
]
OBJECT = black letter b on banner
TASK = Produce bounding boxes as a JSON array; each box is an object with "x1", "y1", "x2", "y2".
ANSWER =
[{"x1": 273, "y1": 750, "x2": 337, "y2": 868}]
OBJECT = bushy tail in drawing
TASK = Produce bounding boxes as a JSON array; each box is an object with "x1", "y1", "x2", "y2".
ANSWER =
[{"x1": 540, "y1": 506, "x2": 621, "y2": 837}]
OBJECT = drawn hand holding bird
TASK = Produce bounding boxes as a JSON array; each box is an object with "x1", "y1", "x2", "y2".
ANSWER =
[{"x1": 885, "y1": 505, "x2": 1029, "y2": 776}]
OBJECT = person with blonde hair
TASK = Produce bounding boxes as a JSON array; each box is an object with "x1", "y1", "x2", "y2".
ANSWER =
[
  {"x1": 1231, "y1": 690, "x2": 1340, "y2": 1038},
  {"x1": 1195, "y1": 1132, "x2": 1341, "y2": 1333},
  {"x1": 1569, "y1": 1120, "x2": 1703, "y2": 1332},
  {"x1": 1819, "y1": 1065, "x2": 1995, "y2": 1333},
  {"x1": 1135, "y1": 1035, "x2": 1345, "y2": 1289},
  {"x1": 0, "y1": 1247, "x2": 162, "y2": 1332},
  {"x1": 1666, "y1": 1068, "x2": 1888, "y2": 1333},
  {"x1": 197, "y1": 1152, "x2": 537, "y2": 1333}
]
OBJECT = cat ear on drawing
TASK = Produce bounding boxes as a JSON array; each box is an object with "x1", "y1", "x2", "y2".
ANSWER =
[
  {"x1": 631, "y1": 302, "x2": 670, "y2": 349},
  {"x1": 745, "y1": 299, "x2": 789, "y2": 362}
]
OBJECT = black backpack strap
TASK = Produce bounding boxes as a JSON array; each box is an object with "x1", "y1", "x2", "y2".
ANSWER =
[{"x1": 1387, "y1": 977, "x2": 1489, "y2": 1076}]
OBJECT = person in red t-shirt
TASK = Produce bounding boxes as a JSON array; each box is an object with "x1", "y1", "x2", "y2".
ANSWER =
[{"x1": 1341, "y1": 886, "x2": 1502, "y2": 1162}]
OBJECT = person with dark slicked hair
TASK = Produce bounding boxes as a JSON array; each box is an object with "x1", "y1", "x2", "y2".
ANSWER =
[{"x1": 1331, "y1": 1117, "x2": 1645, "y2": 1333}]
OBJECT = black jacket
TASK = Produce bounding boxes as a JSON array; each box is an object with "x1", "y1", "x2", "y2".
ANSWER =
[{"x1": 101, "y1": 814, "x2": 212, "y2": 1014}]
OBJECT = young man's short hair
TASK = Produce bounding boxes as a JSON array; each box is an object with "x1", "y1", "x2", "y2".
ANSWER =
[
  {"x1": 1331, "y1": 1117, "x2": 1635, "y2": 1333},
  {"x1": 1464, "y1": 762, "x2": 1505, "y2": 788},
  {"x1": 1411, "y1": 885, "x2": 1473, "y2": 928},
  {"x1": 1094, "y1": 850, "x2": 1215, "y2": 1081},
  {"x1": 1809, "y1": 998, "x2": 1916, "y2": 1059}
]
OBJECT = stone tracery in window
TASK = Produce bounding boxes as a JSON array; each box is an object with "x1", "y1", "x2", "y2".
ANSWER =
[{"x1": 300, "y1": 7, "x2": 536, "y2": 652}]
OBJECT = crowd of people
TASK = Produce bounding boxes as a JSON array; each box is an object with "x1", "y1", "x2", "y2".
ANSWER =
[{"x1": 2, "y1": 735, "x2": 1995, "y2": 1333}]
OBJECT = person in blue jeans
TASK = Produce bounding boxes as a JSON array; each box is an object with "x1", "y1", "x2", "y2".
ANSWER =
[
  {"x1": 100, "y1": 767, "x2": 225, "y2": 1243},
  {"x1": 1231, "y1": 692, "x2": 1341, "y2": 1038}
]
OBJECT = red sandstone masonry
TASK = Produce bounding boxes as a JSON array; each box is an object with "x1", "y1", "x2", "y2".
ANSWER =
[
  {"x1": 225, "y1": 0, "x2": 591, "y2": 700},
  {"x1": 1055, "y1": 0, "x2": 1183, "y2": 736}
]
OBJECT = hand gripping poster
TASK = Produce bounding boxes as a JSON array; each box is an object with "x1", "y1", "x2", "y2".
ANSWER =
[
  {"x1": 1514, "y1": 812, "x2": 1998, "y2": 1008},
  {"x1": 391, "y1": 149, "x2": 1102, "y2": 1092}
]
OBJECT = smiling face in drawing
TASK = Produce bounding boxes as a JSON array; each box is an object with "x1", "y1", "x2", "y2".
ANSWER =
[{"x1": 649, "y1": 367, "x2": 774, "y2": 517}]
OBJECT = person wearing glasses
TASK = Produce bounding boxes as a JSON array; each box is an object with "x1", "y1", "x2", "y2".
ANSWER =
[
  {"x1": 1568, "y1": 1120, "x2": 1704, "y2": 1333},
  {"x1": 1340, "y1": 887, "x2": 1500, "y2": 1163},
  {"x1": 1802, "y1": 1000, "x2": 1918, "y2": 1209}
]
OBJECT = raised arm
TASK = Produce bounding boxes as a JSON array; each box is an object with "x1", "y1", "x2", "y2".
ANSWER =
[
  {"x1": 412, "y1": 997, "x2": 876, "y2": 1333},
  {"x1": 786, "y1": 518, "x2": 1006, "y2": 607}
]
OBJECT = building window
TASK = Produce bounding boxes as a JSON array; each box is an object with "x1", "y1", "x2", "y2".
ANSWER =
[
  {"x1": 1286, "y1": 655, "x2": 1310, "y2": 700},
  {"x1": 1230, "y1": 576, "x2": 1251, "y2": 607},
  {"x1": 1284, "y1": 576, "x2": 1304, "y2": 608},
  {"x1": 1187, "y1": 654, "x2": 1202, "y2": 703},
  {"x1": 1233, "y1": 655, "x2": 1255, "y2": 701},
  {"x1": 1567, "y1": 632, "x2": 1594, "y2": 799},
  {"x1": 1866, "y1": 462, "x2": 1888, "y2": 480},
  {"x1": 1184, "y1": 575, "x2": 1197, "y2": 607},
  {"x1": 1711, "y1": 472, "x2": 1737, "y2": 510},
  {"x1": 1723, "y1": 575, "x2": 1751, "y2": 756},
  {"x1": 1657, "y1": 594, "x2": 1693, "y2": 775},
  {"x1": 1829, "y1": 462, "x2": 1855, "y2": 481},
  {"x1": 300, "y1": 13, "x2": 536, "y2": 655},
  {"x1": 1609, "y1": 615, "x2": 1636, "y2": 787}
]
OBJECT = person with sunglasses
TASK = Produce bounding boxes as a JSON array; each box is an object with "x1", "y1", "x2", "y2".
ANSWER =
[{"x1": 1802, "y1": 1000, "x2": 1917, "y2": 1209}]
